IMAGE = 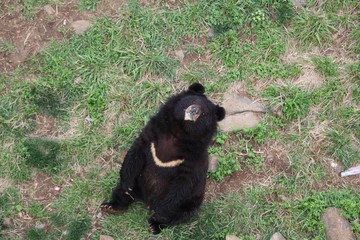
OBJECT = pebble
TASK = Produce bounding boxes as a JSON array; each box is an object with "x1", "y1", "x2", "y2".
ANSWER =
[
  {"x1": 71, "y1": 20, "x2": 92, "y2": 35},
  {"x1": 226, "y1": 235, "x2": 241, "y2": 240},
  {"x1": 43, "y1": 5, "x2": 56, "y2": 15},
  {"x1": 270, "y1": 232, "x2": 286, "y2": 240},
  {"x1": 99, "y1": 235, "x2": 114, "y2": 240}
]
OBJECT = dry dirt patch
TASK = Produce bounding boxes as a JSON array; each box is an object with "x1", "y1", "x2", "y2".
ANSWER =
[{"x1": 0, "y1": 0, "x2": 125, "y2": 71}]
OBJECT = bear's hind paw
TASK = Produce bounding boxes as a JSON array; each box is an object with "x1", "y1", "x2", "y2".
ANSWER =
[
  {"x1": 100, "y1": 201, "x2": 126, "y2": 214},
  {"x1": 148, "y1": 218, "x2": 162, "y2": 235}
]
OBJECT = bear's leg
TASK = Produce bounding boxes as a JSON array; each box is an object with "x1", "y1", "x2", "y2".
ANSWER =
[
  {"x1": 101, "y1": 141, "x2": 145, "y2": 213},
  {"x1": 148, "y1": 196, "x2": 203, "y2": 234}
]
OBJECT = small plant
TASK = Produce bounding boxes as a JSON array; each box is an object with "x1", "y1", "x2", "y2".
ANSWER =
[
  {"x1": 28, "y1": 201, "x2": 47, "y2": 218},
  {"x1": 250, "y1": 9, "x2": 267, "y2": 26},
  {"x1": 0, "y1": 40, "x2": 17, "y2": 54},
  {"x1": 274, "y1": 0, "x2": 295, "y2": 24},
  {"x1": 77, "y1": 0, "x2": 100, "y2": 11},
  {"x1": 209, "y1": 146, "x2": 240, "y2": 181},
  {"x1": 312, "y1": 56, "x2": 338, "y2": 77}
]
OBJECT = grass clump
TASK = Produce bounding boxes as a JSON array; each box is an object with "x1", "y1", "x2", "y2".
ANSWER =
[
  {"x1": 312, "y1": 56, "x2": 338, "y2": 77},
  {"x1": 63, "y1": 216, "x2": 91, "y2": 240},
  {"x1": 0, "y1": 40, "x2": 17, "y2": 55},
  {"x1": 77, "y1": 0, "x2": 100, "y2": 11},
  {"x1": 264, "y1": 85, "x2": 312, "y2": 122},
  {"x1": 292, "y1": 11, "x2": 337, "y2": 48},
  {"x1": 325, "y1": 127, "x2": 359, "y2": 168},
  {"x1": 26, "y1": 228, "x2": 47, "y2": 240}
]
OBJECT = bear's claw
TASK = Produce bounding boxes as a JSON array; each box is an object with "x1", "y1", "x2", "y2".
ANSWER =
[{"x1": 100, "y1": 202, "x2": 124, "y2": 214}]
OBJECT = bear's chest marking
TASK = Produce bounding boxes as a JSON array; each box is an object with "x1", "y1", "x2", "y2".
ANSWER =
[{"x1": 150, "y1": 142, "x2": 184, "y2": 167}]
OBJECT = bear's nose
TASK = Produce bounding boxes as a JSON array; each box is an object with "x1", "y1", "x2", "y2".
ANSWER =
[{"x1": 184, "y1": 104, "x2": 202, "y2": 121}]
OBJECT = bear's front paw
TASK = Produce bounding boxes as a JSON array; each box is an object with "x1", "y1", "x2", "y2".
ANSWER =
[
  {"x1": 148, "y1": 217, "x2": 161, "y2": 235},
  {"x1": 100, "y1": 201, "x2": 126, "y2": 214}
]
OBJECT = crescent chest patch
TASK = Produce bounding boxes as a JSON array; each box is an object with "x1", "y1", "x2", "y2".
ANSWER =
[{"x1": 150, "y1": 142, "x2": 184, "y2": 167}]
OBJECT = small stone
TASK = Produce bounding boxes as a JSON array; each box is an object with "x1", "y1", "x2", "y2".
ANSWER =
[
  {"x1": 321, "y1": 207, "x2": 356, "y2": 240},
  {"x1": 85, "y1": 116, "x2": 93, "y2": 124},
  {"x1": 43, "y1": 5, "x2": 56, "y2": 15},
  {"x1": 226, "y1": 235, "x2": 241, "y2": 240},
  {"x1": 35, "y1": 221, "x2": 45, "y2": 230},
  {"x1": 174, "y1": 50, "x2": 185, "y2": 61},
  {"x1": 71, "y1": 20, "x2": 92, "y2": 35},
  {"x1": 208, "y1": 155, "x2": 218, "y2": 172},
  {"x1": 270, "y1": 232, "x2": 286, "y2": 240},
  {"x1": 2, "y1": 217, "x2": 12, "y2": 227},
  {"x1": 292, "y1": 0, "x2": 306, "y2": 7},
  {"x1": 206, "y1": 27, "x2": 215, "y2": 38},
  {"x1": 99, "y1": 235, "x2": 114, "y2": 240},
  {"x1": 74, "y1": 77, "x2": 82, "y2": 85}
]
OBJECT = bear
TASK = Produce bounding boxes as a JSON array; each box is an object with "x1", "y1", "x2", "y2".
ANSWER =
[{"x1": 101, "y1": 83, "x2": 225, "y2": 234}]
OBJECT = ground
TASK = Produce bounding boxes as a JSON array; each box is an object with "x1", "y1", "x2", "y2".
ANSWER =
[{"x1": 0, "y1": 0, "x2": 359, "y2": 240}]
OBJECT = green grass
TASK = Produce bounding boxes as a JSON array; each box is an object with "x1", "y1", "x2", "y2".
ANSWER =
[{"x1": 0, "y1": 0, "x2": 359, "y2": 239}]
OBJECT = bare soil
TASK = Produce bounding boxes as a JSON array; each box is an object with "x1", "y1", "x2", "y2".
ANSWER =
[{"x1": 0, "y1": 0, "x2": 123, "y2": 72}]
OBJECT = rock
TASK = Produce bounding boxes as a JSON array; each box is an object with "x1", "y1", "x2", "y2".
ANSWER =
[
  {"x1": 206, "y1": 27, "x2": 215, "y2": 38},
  {"x1": 71, "y1": 20, "x2": 92, "y2": 35},
  {"x1": 219, "y1": 93, "x2": 265, "y2": 132},
  {"x1": 99, "y1": 235, "x2": 114, "y2": 240},
  {"x1": 35, "y1": 221, "x2": 45, "y2": 230},
  {"x1": 174, "y1": 50, "x2": 185, "y2": 61},
  {"x1": 270, "y1": 232, "x2": 286, "y2": 240},
  {"x1": 208, "y1": 155, "x2": 218, "y2": 172},
  {"x1": 226, "y1": 235, "x2": 241, "y2": 240},
  {"x1": 321, "y1": 207, "x2": 356, "y2": 240},
  {"x1": 2, "y1": 217, "x2": 12, "y2": 227},
  {"x1": 43, "y1": 5, "x2": 56, "y2": 15}
]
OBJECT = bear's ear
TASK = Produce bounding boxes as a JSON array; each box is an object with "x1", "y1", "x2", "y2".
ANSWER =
[
  {"x1": 188, "y1": 83, "x2": 205, "y2": 94},
  {"x1": 215, "y1": 106, "x2": 226, "y2": 121}
]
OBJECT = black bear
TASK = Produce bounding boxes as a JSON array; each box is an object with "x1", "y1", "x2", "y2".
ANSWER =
[{"x1": 101, "y1": 83, "x2": 225, "y2": 234}]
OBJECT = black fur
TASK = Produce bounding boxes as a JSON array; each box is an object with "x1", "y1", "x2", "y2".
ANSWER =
[{"x1": 101, "y1": 83, "x2": 225, "y2": 234}]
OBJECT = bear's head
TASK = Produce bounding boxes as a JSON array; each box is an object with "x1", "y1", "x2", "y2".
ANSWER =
[{"x1": 174, "y1": 83, "x2": 225, "y2": 136}]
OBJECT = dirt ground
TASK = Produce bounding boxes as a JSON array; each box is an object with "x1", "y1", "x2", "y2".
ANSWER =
[{"x1": 0, "y1": 0, "x2": 123, "y2": 72}]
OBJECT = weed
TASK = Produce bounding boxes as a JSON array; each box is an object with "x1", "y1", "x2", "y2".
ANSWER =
[
  {"x1": 0, "y1": 40, "x2": 17, "y2": 55},
  {"x1": 209, "y1": 145, "x2": 240, "y2": 181},
  {"x1": 28, "y1": 201, "x2": 47, "y2": 218},
  {"x1": 77, "y1": 0, "x2": 100, "y2": 11},
  {"x1": 0, "y1": 188, "x2": 23, "y2": 222},
  {"x1": 273, "y1": 0, "x2": 295, "y2": 24},
  {"x1": 312, "y1": 56, "x2": 338, "y2": 77},
  {"x1": 244, "y1": 149, "x2": 264, "y2": 172},
  {"x1": 21, "y1": 0, "x2": 50, "y2": 19},
  {"x1": 209, "y1": 133, "x2": 241, "y2": 181},
  {"x1": 243, "y1": 122, "x2": 279, "y2": 144}
]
